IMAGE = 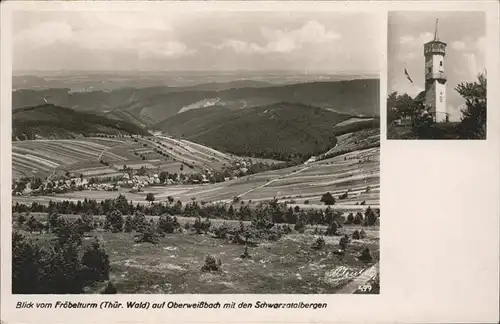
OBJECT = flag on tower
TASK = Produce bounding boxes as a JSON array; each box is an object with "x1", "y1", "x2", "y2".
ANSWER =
[{"x1": 404, "y1": 68, "x2": 413, "y2": 83}]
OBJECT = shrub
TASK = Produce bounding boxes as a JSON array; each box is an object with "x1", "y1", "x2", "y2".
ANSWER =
[
  {"x1": 158, "y1": 214, "x2": 179, "y2": 234},
  {"x1": 79, "y1": 213, "x2": 95, "y2": 233},
  {"x1": 54, "y1": 219, "x2": 85, "y2": 245},
  {"x1": 26, "y1": 215, "x2": 44, "y2": 233},
  {"x1": 145, "y1": 193, "x2": 155, "y2": 203},
  {"x1": 201, "y1": 254, "x2": 222, "y2": 272},
  {"x1": 102, "y1": 281, "x2": 117, "y2": 294},
  {"x1": 338, "y1": 191, "x2": 349, "y2": 200},
  {"x1": 352, "y1": 230, "x2": 360, "y2": 240},
  {"x1": 213, "y1": 222, "x2": 230, "y2": 239},
  {"x1": 105, "y1": 209, "x2": 124, "y2": 233},
  {"x1": 124, "y1": 215, "x2": 134, "y2": 233},
  {"x1": 294, "y1": 212, "x2": 307, "y2": 232},
  {"x1": 201, "y1": 217, "x2": 211, "y2": 233},
  {"x1": 364, "y1": 207, "x2": 378, "y2": 226},
  {"x1": 359, "y1": 229, "x2": 366, "y2": 239},
  {"x1": 346, "y1": 213, "x2": 355, "y2": 224},
  {"x1": 81, "y1": 238, "x2": 110, "y2": 284},
  {"x1": 134, "y1": 222, "x2": 159, "y2": 244},
  {"x1": 325, "y1": 222, "x2": 338, "y2": 236},
  {"x1": 47, "y1": 213, "x2": 63, "y2": 232},
  {"x1": 353, "y1": 212, "x2": 363, "y2": 225},
  {"x1": 320, "y1": 192, "x2": 336, "y2": 205},
  {"x1": 359, "y1": 247, "x2": 373, "y2": 263},
  {"x1": 17, "y1": 214, "x2": 27, "y2": 227},
  {"x1": 184, "y1": 221, "x2": 191, "y2": 230},
  {"x1": 132, "y1": 211, "x2": 147, "y2": 231},
  {"x1": 311, "y1": 236, "x2": 326, "y2": 250},
  {"x1": 339, "y1": 234, "x2": 350, "y2": 250}
]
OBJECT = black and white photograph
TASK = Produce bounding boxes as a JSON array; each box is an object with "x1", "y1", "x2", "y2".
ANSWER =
[
  {"x1": 387, "y1": 11, "x2": 487, "y2": 140},
  {"x1": 11, "y1": 9, "x2": 380, "y2": 294}
]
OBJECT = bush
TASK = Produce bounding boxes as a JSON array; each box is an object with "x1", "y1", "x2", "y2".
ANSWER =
[
  {"x1": 352, "y1": 230, "x2": 360, "y2": 240},
  {"x1": 102, "y1": 281, "x2": 117, "y2": 294},
  {"x1": 158, "y1": 214, "x2": 179, "y2": 234},
  {"x1": 311, "y1": 236, "x2": 326, "y2": 250},
  {"x1": 17, "y1": 214, "x2": 27, "y2": 227},
  {"x1": 353, "y1": 212, "x2": 363, "y2": 225},
  {"x1": 320, "y1": 192, "x2": 336, "y2": 205},
  {"x1": 132, "y1": 211, "x2": 147, "y2": 231},
  {"x1": 346, "y1": 213, "x2": 354, "y2": 224},
  {"x1": 364, "y1": 207, "x2": 378, "y2": 226},
  {"x1": 325, "y1": 222, "x2": 338, "y2": 236},
  {"x1": 339, "y1": 234, "x2": 350, "y2": 250},
  {"x1": 105, "y1": 209, "x2": 124, "y2": 233},
  {"x1": 134, "y1": 222, "x2": 159, "y2": 244},
  {"x1": 47, "y1": 213, "x2": 63, "y2": 232},
  {"x1": 79, "y1": 213, "x2": 95, "y2": 233},
  {"x1": 294, "y1": 212, "x2": 307, "y2": 232},
  {"x1": 359, "y1": 247, "x2": 373, "y2": 263},
  {"x1": 124, "y1": 215, "x2": 134, "y2": 233},
  {"x1": 81, "y1": 238, "x2": 110, "y2": 284},
  {"x1": 201, "y1": 254, "x2": 222, "y2": 272},
  {"x1": 184, "y1": 221, "x2": 191, "y2": 230},
  {"x1": 359, "y1": 229, "x2": 366, "y2": 239},
  {"x1": 213, "y1": 222, "x2": 230, "y2": 239},
  {"x1": 26, "y1": 215, "x2": 45, "y2": 233}
]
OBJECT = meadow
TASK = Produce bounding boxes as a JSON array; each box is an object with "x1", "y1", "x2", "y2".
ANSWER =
[
  {"x1": 13, "y1": 147, "x2": 380, "y2": 211},
  {"x1": 12, "y1": 135, "x2": 251, "y2": 180},
  {"x1": 14, "y1": 213, "x2": 379, "y2": 294}
]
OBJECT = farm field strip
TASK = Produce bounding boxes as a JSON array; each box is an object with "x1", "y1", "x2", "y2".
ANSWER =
[
  {"x1": 269, "y1": 168, "x2": 379, "y2": 185},
  {"x1": 269, "y1": 171, "x2": 379, "y2": 190},
  {"x1": 12, "y1": 157, "x2": 53, "y2": 173},
  {"x1": 13, "y1": 147, "x2": 80, "y2": 166},
  {"x1": 180, "y1": 139, "x2": 233, "y2": 161},
  {"x1": 30, "y1": 142, "x2": 102, "y2": 161},
  {"x1": 12, "y1": 152, "x2": 59, "y2": 168},
  {"x1": 77, "y1": 168, "x2": 119, "y2": 177}
]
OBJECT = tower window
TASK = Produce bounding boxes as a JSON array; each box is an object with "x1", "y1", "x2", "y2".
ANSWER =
[{"x1": 440, "y1": 61, "x2": 443, "y2": 66}]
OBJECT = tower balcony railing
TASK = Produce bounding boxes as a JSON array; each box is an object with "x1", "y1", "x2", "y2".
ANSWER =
[{"x1": 425, "y1": 72, "x2": 447, "y2": 81}]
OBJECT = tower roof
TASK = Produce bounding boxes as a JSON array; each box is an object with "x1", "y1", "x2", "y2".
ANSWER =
[{"x1": 434, "y1": 18, "x2": 439, "y2": 41}]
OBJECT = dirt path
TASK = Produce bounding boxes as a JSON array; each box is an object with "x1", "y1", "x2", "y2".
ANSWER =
[{"x1": 336, "y1": 262, "x2": 379, "y2": 294}]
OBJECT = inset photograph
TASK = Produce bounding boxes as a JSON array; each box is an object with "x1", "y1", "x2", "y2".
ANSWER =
[{"x1": 387, "y1": 11, "x2": 486, "y2": 140}]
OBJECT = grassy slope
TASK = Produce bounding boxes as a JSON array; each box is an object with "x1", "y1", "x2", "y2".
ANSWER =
[
  {"x1": 15, "y1": 219, "x2": 379, "y2": 294},
  {"x1": 12, "y1": 104, "x2": 150, "y2": 139},
  {"x1": 157, "y1": 102, "x2": 351, "y2": 159}
]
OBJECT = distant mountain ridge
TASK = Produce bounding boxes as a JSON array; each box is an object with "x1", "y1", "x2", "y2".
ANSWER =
[
  {"x1": 12, "y1": 79, "x2": 380, "y2": 128},
  {"x1": 12, "y1": 104, "x2": 149, "y2": 140}
]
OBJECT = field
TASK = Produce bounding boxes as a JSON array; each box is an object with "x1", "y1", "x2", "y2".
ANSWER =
[
  {"x1": 15, "y1": 215, "x2": 379, "y2": 294},
  {"x1": 13, "y1": 146, "x2": 379, "y2": 211},
  {"x1": 12, "y1": 136, "x2": 248, "y2": 180}
]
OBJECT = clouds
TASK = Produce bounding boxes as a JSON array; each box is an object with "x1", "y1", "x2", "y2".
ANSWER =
[
  {"x1": 212, "y1": 20, "x2": 342, "y2": 55},
  {"x1": 13, "y1": 11, "x2": 380, "y2": 72}
]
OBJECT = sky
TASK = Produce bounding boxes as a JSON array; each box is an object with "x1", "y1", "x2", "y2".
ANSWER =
[
  {"x1": 13, "y1": 10, "x2": 381, "y2": 74},
  {"x1": 388, "y1": 11, "x2": 486, "y2": 121}
]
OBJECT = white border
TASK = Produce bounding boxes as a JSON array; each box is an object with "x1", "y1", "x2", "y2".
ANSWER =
[{"x1": 1, "y1": 1, "x2": 499, "y2": 323}]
